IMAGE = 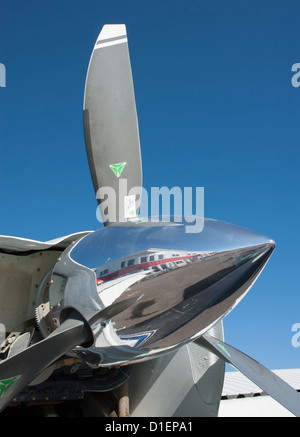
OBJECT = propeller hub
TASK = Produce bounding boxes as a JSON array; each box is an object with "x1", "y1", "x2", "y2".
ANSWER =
[{"x1": 48, "y1": 217, "x2": 275, "y2": 366}]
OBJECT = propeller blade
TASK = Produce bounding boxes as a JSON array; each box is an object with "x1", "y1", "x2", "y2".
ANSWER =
[
  {"x1": 83, "y1": 24, "x2": 142, "y2": 225},
  {"x1": 197, "y1": 333, "x2": 300, "y2": 417},
  {"x1": 0, "y1": 296, "x2": 140, "y2": 413},
  {"x1": 0, "y1": 310, "x2": 91, "y2": 413}
]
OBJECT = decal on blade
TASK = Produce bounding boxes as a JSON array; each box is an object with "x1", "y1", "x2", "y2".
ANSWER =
[
  {"x1": 0, "y1": 375, "x2": 21, "y2": 399},
  {"x1": 217, "y1": 343, "x2": 231, "y2": 357},
  {"x1": 109, "y1": 162, "x2": 127, "y2": 178},
  {"x1": 124, "y1": 195, "x2": 137, "y2": 219}
]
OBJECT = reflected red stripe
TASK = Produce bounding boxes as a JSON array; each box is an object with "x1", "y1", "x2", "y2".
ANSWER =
[{"x1": 97, "y1": 254, "x2": 203, "y2": 283}]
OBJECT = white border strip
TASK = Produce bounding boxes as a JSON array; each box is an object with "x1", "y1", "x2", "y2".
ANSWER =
[{"x1": 95, "y1": 37, "x2": 128, "y2": 50}]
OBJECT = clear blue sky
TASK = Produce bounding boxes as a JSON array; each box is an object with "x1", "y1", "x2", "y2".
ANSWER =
[{"x1": 0, "y1": 0, "x2": 299, "y2": 371}]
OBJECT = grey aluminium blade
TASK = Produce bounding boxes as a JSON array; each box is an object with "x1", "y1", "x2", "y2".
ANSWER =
[
  {"x1": 198, "y1": 333, "x2": 300, "y2": 417},
  {"x1": 83, "y1": 24, "x2": 142, "y2": 225},
  {"x1": 0, "y1": 311, "x2": 92, "y2": 413}
]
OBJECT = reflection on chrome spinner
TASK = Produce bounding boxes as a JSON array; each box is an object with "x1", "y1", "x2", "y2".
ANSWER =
[{"x1": 49, "y1": 217, "x2": 275, "y2": 366}]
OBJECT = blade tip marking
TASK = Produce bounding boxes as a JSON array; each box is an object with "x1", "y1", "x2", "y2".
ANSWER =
[{"x1": 96, "y1": 24, "x2": 127, "y2": 48}]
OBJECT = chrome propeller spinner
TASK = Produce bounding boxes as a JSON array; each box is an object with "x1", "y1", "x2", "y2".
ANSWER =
[{"x1": 48, "y1": 217, "x2": 275, "y2": 366}]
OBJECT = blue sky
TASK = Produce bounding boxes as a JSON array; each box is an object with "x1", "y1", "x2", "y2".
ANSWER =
[{"x1": 0, "y1": 0, "x2": 300, "y2": 371}]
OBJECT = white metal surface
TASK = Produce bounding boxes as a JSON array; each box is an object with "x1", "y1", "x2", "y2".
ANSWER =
[{"x1": 0, "y1": 231, "x2": 90, "y2": 252}]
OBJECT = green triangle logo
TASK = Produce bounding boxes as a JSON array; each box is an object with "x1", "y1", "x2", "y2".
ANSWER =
[
  {"x1": 0, "y1": 375, "x2": 21, "y2": 399},
  {"x1": 217, "y1": 343, "x2": 231, "y2": 357},
  {"x1": 109, "y1": 162, "x2": 127, "y2": 178}
]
